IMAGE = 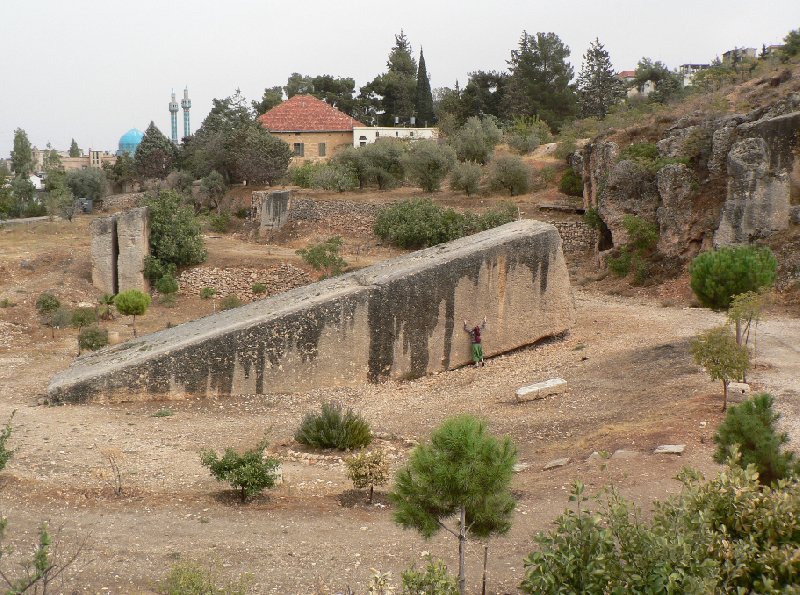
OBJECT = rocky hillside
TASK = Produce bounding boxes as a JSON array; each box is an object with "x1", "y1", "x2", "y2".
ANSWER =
[{"x1": 571, "y1": 63, "x2": 800, "y2": 265}]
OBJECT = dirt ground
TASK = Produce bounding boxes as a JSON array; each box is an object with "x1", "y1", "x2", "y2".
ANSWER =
[{"x1": 0, "y1": 197, "x2": 797, "y2": 594}]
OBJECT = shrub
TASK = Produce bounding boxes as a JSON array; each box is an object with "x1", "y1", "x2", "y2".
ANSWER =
[
  {"x1": 554, "y1": 135, "x2": 577, "y2": 160},
  {"x1": 488, "y1": 154, "x2": 531, "y2": 196},
  {"x1": 345, "y1": 449, "x2": 389, "y2": 503},
  {"x1": 219, "y1": 295, "x2": 242, "y2": 310},
  {"x1": 606, "y1": 247, "x2": 632, "y2": 277},
  {"x1": 200, "y1": 439, "x2": 279, "y2": 502},
  {"x1": 235, "y1": 208, "x2": 249, "y2": 219},
  {"x1": 583, "y1": 207, "x2": 603, "y2": 229},
  {"x1": 45, "y1": 307, "x2": 72, "y2": 338},
  {"x1": 691, "y1": 325, "x2": 750, "y2": 411},
  {"x1": 402, "y1": 555, "x2": 459, "y2": 595},
  {"x1": 449, "y1": 116, "x2": 503, "y2": 164},
  {"x1": 449, "y1": 161, "x2": 483, "y2": 196},
  {"x1": 161, "y1": 561, "x2": 253, "y2": 595},
  {"x1": 65, "y1": 167, "x2": 107, "y2": 201},
  {"x1": 155, "y1": 273, "x2": 179, "y2": 295},
  {"x1": 310, "y1": 162, "x2": 359, "y2": 192},
  {"x1": 251, "y1": 283, "x2": 267, "y2": 295},
  {"x1": 0, "y1": 411, "x2": 15, "y2": 473},
  {"x1": 690, "y1": 246, "x2": 778, "y2": 311},
  {"x1": 208, "y1": 212, "x2": 230, "y2": 233},
  {"x1": 296, "y1": 236, "x2": 348, "y2": 277},
  {"x1": 143, "y1": 256, "x2": 177, "y2": 285},
  {"x1": 295, "y1": 402, "x2": 372, "y2": 450},
  {"x1": 200, "y1": 287, "x2": 216, "y2": 300},
  {"x1": 402, "y1": 140, "x2": 456, "y2": 192},
  {"x1": 35, "y1": 292, "x2": 60, "y2": 315},
  {"x1": 146, "y1": 190, "x2": 207, "y2": 268},
  {"x1": 71, "y1": 307, "x2": 98, "y2": 329},
  {"x1": 504, "y1": 116, "x2": 552, "y2": 156},
  {"x1": 78, "y1": 325, "x2": 109, "y2": 352},
  {"x1": 559, "y1": 169, "x2": 584, "y2": 197},
  {"x1": 288, "y1": 162, "x2": 316, "y2": 188},
  {"x1": 199, "y1": 170, "x2": 227, "y2": 211},
  {"x1": 114, "y1": 289, "x2": 151, "y2": 337},
  {"x1": 714, "y1": 393, "x2": 797, "y2": 484},
  {"x1": 622, "y1": 214, "x2": 658, "y2": 251}
]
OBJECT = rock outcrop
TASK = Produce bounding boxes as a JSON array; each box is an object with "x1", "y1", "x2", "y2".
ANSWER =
[{"x1": 49, "y1": 220, "x2": 575, "y2": 403}]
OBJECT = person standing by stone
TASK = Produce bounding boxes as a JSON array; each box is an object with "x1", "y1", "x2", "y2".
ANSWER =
[{"x1": 463, "y1": 316, "x2": 487, "y2": 367}]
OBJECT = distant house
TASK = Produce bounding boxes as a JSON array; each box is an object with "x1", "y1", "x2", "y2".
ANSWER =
[
  {"x1": 352, "y1": 126, "x2": 438, "y2": 147},
  {"x1": 617, "y1": 70, "x2": 654, "y2": 97},
  {"x1": 722, "y1": 47, "x2": 757, "y2": 65},
  {"x1": 679, "y1": 64, "x2": 710, "y2": 87},
  {"x1": 258, "y1": 94, "x2": 364, "y2": 163}
]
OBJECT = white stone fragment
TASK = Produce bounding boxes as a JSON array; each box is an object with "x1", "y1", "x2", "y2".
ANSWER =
[
  {"x1": 653, "y1": 444, "x2": 685, "y2": 455},
  {"x1": 516, "y1": 378, "x2": 567, "y2": 402},
  {"x1": 543, "y1": 457, "x2": 571, "y2": 470}
]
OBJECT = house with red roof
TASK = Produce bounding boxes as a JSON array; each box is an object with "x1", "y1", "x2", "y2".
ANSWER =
[{"x1": 258, "y1": 94, "x2": 364, "y2": 163}]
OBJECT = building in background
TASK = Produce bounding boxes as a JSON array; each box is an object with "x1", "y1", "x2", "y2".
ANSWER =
[
  {"x1": 679, "y1": 63, "x2": 710, "y2": 87},
  {"x1": 353, "y1": 126, "x2": 437, "y2": 147},
  {"x1": 617, "y1": 70, "x2": 654, "y2": 97},
  {"x1": 722, "y1": 47, "x2": 757, "y2": 65},
  {"x1": 117, "y1": 128, "x2": 144, "y2": 156}
]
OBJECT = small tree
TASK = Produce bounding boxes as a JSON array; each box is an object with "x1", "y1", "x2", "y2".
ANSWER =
[
  {"x1": 391, "y1": 415, "x2": 516, "y2": 595},
  {"x1": 46, "y1": 307, "x2": 72, "y2": 339},
  {"x1": 155, "y1": 273, "x2": 179, "y2": 296},
  {"x1": 691, "y1": 325, "x2": 750, "y2": 411},
  {"x1": 714, "y1": 393, "x2": 797, "y2": 484},
  {"x1": 78, "y1": 326, "x2": 109, "y2": 354},
  {"x1": 114, "y1": 290, "x2": 151, "y2": 337},
  {"x1": 295, "y1": 402, "x2": 372, "y2": 450},
  {"x1": 727, "y1": 289, "x2": 766, "y2": 355},
  {"x1": 199, "y1": 169, "x2": 227, "y2": 212},
  {"x1": 402, "y1": 140, "x2": 455, "y2": 192},
  {"x1": 200, "y1": 439, "x2": 280, "y2": 503},
  {"x1": 450, "y1": 161, "x2": 483, "y2": 196},
  {"x1": 345, "y1": 449, "x2": 389, "y2": 503},
  {"x1": 70, "y1": 307, "x2": 98, "y2": 330},
  {"x1": 296, "y1": 236, "x2": 348, "y2": 278},
  {"x1": 690, "y1": 246, "x2": 777, "y2": 311},
  {"x1": 487, "y1": 154, "x2": 531, "y2": 196},
  {"x1": 449, "y1": 117, "x2": 502, "y2": 164},
  {"x1": 35, "y1": 293, "x2": 60, "y2": 315}
]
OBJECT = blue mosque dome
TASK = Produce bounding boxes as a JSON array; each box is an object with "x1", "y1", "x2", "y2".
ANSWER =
[{"x1": 118, "y1": 128, "x2": 145, "y2": 156}]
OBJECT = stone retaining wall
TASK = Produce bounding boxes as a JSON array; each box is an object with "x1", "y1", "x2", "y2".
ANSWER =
[
  {"x1": 552, "y1": 221, "x2": 597, "y2": 253},
  {"x1": 49, "y1": 220, "x2": 575, "y2": 403}
]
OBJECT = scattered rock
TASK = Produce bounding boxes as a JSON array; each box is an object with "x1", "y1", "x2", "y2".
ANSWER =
[
  {"x1": 611, "y1": 449, "x2": 639, "y2": 459},
  {"x1": 543, "y1": 457, "x2": 571, "y2": 470},
  {"x1": 653, "y1": 444, "x2": 685, "y2": 455},
  {"x1": 516, "y1": 378, "x2": 567, "y2": 403},
  {"x1": 513, "y1": 462, "x2": 531, "y2": 473}
]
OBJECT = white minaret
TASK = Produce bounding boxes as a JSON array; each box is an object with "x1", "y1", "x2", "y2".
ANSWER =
[
  {"x1": 169, "y1": 91, "x2": 179, "y2": 144},
  {"x1": 181, "y1": 87, "x2": 191, "y2": 139}
]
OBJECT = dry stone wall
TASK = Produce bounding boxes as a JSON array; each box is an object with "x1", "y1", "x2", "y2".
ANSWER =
[
  {"x1": 551, "y1": 221, "x2": 597, "y2": 253},
  {"x1": 178, "y1": 264, "x2": 311, "y2": 301},
  {"x1": 49, "y1": 220, "x2": 575, "y2": 403}
]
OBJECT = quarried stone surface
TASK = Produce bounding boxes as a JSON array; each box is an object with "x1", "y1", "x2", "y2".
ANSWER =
[
  {"x1": 515, "y1": 378, "x2": 567, "y2": 402},
  {"x1": 654, "y1": 444, "x2": 685, "y2": 455},
  {"x1": 254, "y1": 190, "x2": 292, "y2": 235},
  {"x1": 90, "y1": 216, "x2": 117, "y2": 295},
  {"x1": 115, "y1": 207, "x2": 150, "y2": 293},
  {"x1": 49, "y1": 220, "x2": 575, "y2": 403}
]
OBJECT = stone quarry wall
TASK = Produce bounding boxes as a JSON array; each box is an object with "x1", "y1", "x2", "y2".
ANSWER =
[
  {"x1": 49, "y1": 220, "x2": 575, "y2": 403},
  {"x1": 552, "y1": 221, "x2": 597, "y2": 253},
  {"x1": 573, "y1": 93, "x2": 800, "y2": 257},
  {"x1": 90, "y1": 208, "x2": 150, "y2": 294}
]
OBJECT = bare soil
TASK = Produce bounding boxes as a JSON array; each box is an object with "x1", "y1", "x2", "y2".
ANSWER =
[{"x1": 0, "y1": 194, "x2": 797, "y2": 594}]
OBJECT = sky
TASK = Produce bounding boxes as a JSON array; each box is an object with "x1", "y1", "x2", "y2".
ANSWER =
[{"x1": 0, "y1": 0, "x2": 797, "y2": 157}]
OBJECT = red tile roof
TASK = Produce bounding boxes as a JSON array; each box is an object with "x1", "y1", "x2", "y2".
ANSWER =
[
  {"x1": 258, "y1": 94, "x2": 364, "y2": 132},
  {"x1": 617, "y1": 70, "x2": 636, "y2": 79}
]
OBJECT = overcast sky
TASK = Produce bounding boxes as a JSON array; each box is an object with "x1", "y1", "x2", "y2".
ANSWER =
[{"x1": 1, "y1": 0, "x2": 796, "y2": 157}]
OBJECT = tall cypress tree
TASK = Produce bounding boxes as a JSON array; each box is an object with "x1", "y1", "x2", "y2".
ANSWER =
[
  {"x1": 11, "y1": 128, "x2": 33, "y2": 176},
  {"x1": 576, "y1": 38, "x2": 626, "y2": 119},
  {"x1": 68, "y1": 138, "x2": 81, "y2": 157},
  {"x1": 415, "y1": 48, "x2": 435, "y2": 126},
  {"x1": 135, "y1": 122, "x2": 177, "y2": 180}
]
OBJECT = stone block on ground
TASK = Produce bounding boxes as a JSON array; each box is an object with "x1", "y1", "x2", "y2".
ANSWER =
[
  {"x1": 115, "y1": 207, "x2": 150, "y2": 293},
  {"x1": 516, "y1": 378, "x2": 567, "y2": 403},
  {"x1": 728, "y1": 382, "x2": 751, "y2": 403},
  {"x1": 543, "y1": 457, "x2": 571, "y2": 470},
  {"x1": 90, "y1": 216, "x2": 117, "y2": 295},
  {"x1": 255, "y1": 190, "x2": 292, "y2": 235},
  {"x1": 654, "y1": 444, "x2": 685, "y2": 455}
]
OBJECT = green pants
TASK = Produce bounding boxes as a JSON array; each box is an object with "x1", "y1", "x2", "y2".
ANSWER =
[{"x1": 471, "y1": 343, "x2": 484, "y2": 363}]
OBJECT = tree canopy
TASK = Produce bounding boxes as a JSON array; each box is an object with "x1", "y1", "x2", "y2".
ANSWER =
[
  {"x1": 361, "y1": 30, "x2": 418, "y2": 126},
  {"x1": 11, "y1": 128, "x2": 33, "y2": 176},
  {"x1": 135, "y1": 122, "x2": 177, "y2": 180},
  {"x1": 415, "y1": 49, "x2": 435, "y2": 126},
  {"x1": 576, "y1": 38, "x2": 626, "y2": 119}
]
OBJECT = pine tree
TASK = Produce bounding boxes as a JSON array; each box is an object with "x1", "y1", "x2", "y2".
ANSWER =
[
  {"x1": 135, "y1": 122, "x2": 177, "y2": 180},
  {"x1": 10, "y1": 128, "x2": 33, "y2": 176},
  {"x1": 415, "y1": 48, "x2": 435, "y2": 126},
  {"x1": 361, "y1": 30, "x2": 418, "y2": 126},
  {"x1": 576, "y1": 38, "x2": 626, "y2": 119},
  {"x1": 68, "y1": 138, "x2": 81, "y2": 157},
  {"x1": 505, "y1": 31, "x2": 576, "y2": 131}
]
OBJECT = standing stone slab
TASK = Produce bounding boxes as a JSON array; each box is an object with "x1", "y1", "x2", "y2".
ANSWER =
[
  {"x1": 115, "y1": 207, "x2": 150, "y2": 293},
  {"x1": 90, "y1": 216, "x2": 117, "y2": 295},
  {"x1": 49, "y1": 220, "x2": 575, "y2": 403},
  {"x1": 255, "y1": 190, "x2": 292, "y2": 235}
]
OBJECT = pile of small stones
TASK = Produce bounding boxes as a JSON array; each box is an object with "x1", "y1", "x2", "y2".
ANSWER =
[{"x1": 178, "y1": 263, "x2": 311, "y2": 301}]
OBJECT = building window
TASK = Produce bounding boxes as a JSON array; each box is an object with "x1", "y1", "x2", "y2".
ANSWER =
[
  {"x1": 318, "y1": 142, "x2": 326, "y2": 157},
  {"x1": 293, "y1": 143, "x2": 304, "y2": 157}
]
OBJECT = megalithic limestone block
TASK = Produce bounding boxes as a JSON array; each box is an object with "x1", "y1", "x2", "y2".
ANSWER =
[
  {"x1": 254, "y1": 190, "x2": 291, "y2": 236},
  {"x1": 49, "y1": 220, "x2": 575, "y2": 403},
  {"x1": 90, "y1": 216, "x2": 118, "y2": 295},
  {"x1": 115, "y1": 207, "x2": 151, "y2": 293}
]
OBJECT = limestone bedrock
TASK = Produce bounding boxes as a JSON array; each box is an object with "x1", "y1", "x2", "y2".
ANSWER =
[{"x1": 49, "y1": 220, "x2": 575, "y2": 403}]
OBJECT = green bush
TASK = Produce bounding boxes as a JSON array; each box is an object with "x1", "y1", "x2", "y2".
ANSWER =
[
  {"x1": 582, "y1": 207, "x2": 603, "y2": 229},
  {"x1": 200, "y1": 439, "x2": 280, "y2": 502},
  {"x1": 449, "y1": 116, "x2": 503, "y2": 164},
  {"x1": 144, "y1": 256, "x2": 177, "y2": 285},
  {"x1": 295, "y1": 401, "x2": 372, "y2": 450},
  {"x1": 310, "y1": 162, "x2": 359, "y2": 192},
  {"x1": 208, "y1": 212, "x2": 230, "y2": 233},
  {"x1": 559, "y1": 169, "x2": 584, "y2": 197},
  {"x1": 488, "y1": 154, "x2": 531, "y2": 196},
  {"x1": 504, "y1": 116, "x2": 552, "y2": 156},
  {"x1": 402, "y1": 140, "x2": 456, "y2": 192},
  {"x1": 714, "y1": 393, "x2": 797, "y2": 484},
  {"x1": 288, "y1": 162, "x2": 316, "y2": 188},
  {"x1": 449, "y1": 161, "x2": 483, "y2": 196},
  {"x1": 622, "y1": 214, "x2": 659, "y2": 251},
  {"x1": 155, "y1": 273, "x2": 179, "y2": 295},
  {"x1": 235, "y1": 208, "x2": 249, "y2": 219},
  {"x1": 78, "y1": 325, "x2": 109, "y2": 352},
  {"x1": 46, "y1": 307, "x2": 72, "y2": 337},
  {"x1": 402, "y1": 556, "x2": 459, "y2": 595},
  {"x1": 606, "y1": 247, "x2": 632, "y2": 277},
  {"x1": 0, "y1": 412, "x2": 15, "y2": 473},
  {"x1": 345, "y1": 449, "x2": 389, "y2": 503},
  {"x1": 114, "y1": 289, "x2": 152, "y2": 336},
  {"x1": 161, "y1": 561, "x2": 252, "y2": 595},
  {"x1": 619, "y1": 141, "x2": 689, "y2": 173},
  {"x1": 630, "y1": 253, "x2": 650, "y2": 286},
  {"x1": 35, "y1": 292, "x2": 60, "y2": 315},
  {"x1": 200, "y1": 287, "x2": 216, "y2": 300},
  {"x1": 690, "y1": 246, "x2": 778, "y2": 310},
  {"x1": 251, "y1": 283, "x2": 267, "y2": 295},
  {"x1": 219, "y1": 295, "x2": 243, "y2": 310},
  {"x1": 71, "y1": 307, "x2": 98, "y2": 329},
  {"x1": 296, "y1": 236, "x2": 348, "y2": 277},
  {"x1": 146, "y1": 190, "x2": 207, "y2": 268},
  {"x1": 554, "y1": 135, "x2": 577, "y2": 160}
]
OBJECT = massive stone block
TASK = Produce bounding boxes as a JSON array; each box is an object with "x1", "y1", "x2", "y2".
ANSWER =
[
  {"x1": 253, "y1": 190, "x2": 291, "y2": 235},
  {"x1": 90, "y1": 216, "x2": 117, "y2": 295},
  {"x1": 115, "y1": 207, "x2": 150, "y2": 293},
  {"x1": 49, "y1": 220, "x2": 575, "y2": 403}
]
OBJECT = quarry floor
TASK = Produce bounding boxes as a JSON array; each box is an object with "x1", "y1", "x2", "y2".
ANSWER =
[{"x1": 0, "y1": 209, "x2": 798, "y2": 594}]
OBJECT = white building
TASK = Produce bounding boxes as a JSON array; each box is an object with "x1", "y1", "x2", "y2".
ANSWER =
[{"x1": 353, "y1": 127, "x2": 438, "y2": 147}]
